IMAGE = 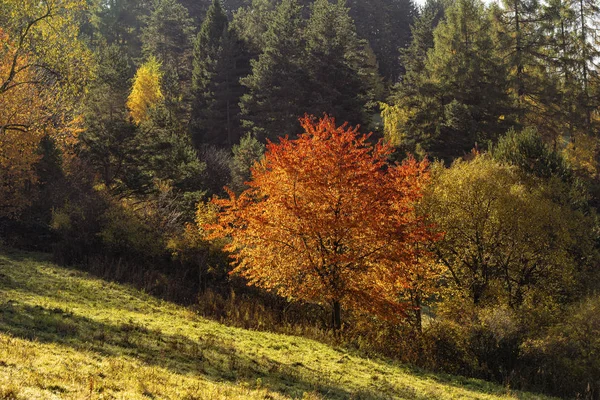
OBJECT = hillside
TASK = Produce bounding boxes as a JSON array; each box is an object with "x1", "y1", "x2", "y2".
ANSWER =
[{"x1": 0, "y1": 247, "x2": 553, "y2": 400}]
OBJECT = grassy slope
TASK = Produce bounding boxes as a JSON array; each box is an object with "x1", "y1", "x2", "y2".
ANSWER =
[{"x1": 0, "y1": 247, "x2": 553, "y2": 400}]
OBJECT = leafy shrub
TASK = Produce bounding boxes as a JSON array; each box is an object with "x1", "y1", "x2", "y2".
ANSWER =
[{"x1": 520, "y1": 296, "x2": 600, "y2": 399}]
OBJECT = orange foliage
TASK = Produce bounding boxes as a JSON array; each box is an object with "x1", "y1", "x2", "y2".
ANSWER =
[
  {"x1": 208, "y1": 115, "x2": 438, "y2": 326},
  {"x1": 0, "y1": 29, "x2": 45, "y2": 217}
]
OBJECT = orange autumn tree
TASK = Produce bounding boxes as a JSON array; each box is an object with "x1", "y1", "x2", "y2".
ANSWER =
[
  {"x1": 208, "y1": 115, "x2": 437, "y2": 330},
  {"x1": 0, "y1": 0, "x2": 92, "y2": 217},
  {"x1": 0, "y1": 29, "x2": 45, "y2": 216}
]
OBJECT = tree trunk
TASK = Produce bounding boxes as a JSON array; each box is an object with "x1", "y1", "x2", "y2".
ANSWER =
[
  {"x1": 414, "y1": 292, "x2": 422, "y2": 333},
  {"x1": 332, "y1": 300, "x2": 342, "y2": 332},
  {"x1": 515, "y1": 0, "x2": 524, "y2": 102}
]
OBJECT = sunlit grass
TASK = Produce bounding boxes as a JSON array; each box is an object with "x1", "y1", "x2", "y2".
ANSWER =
[{"x1": 0, "y1": 247, "x2": 553, "y2": 399}]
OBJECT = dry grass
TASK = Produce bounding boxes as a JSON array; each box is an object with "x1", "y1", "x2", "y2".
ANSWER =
[{"x1": 0, "y1": 247, "x2": 554, "y2": 399}]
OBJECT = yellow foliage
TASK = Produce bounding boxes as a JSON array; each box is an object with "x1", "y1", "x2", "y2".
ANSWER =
[
  {"x1": 421, "y1": 156, "x2": 585, "y2": 307},
  {"x1": 380, "y1": 102, "x2": 406, "y2": 147},
  {"x1": 0, "y1": 30, "x2": 44, "y2": 216},
  {"x1": 564, "y1": 133, "x2": 598, "y2": 179},
  {"x1": 0, "y1": 0, "x2": 93, "y2": 217},
  {"x1": 127, "y1": 57, "x2": 164, "y2": 124}
]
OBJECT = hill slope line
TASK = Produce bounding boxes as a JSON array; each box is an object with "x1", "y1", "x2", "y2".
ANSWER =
[{"x1": 0, "y1": 248, "x2": 553, "y2": 399}]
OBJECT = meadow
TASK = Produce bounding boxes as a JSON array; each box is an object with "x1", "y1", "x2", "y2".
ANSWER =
[{"x1": 0, "y1": 247, "x2": 554, "y2": 399}]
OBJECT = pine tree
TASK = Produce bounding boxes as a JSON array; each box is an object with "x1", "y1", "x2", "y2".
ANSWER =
[
  {"x1": 94, "y1": 0, "x2": 152, "y2": 59},
  {"x1": 426, "y1": 0, "x2": 513, "y2": 158},
  {"x1": 239, "y1": 0, "x2": 310, "y2": 141},
  {"x1": 346, "y1": 0, "x2": 418, "y2": 82},
  {"x1": 400, "y1": 0, "x2": 445, "y2": 81},
  {"x1": 230, "y1": 0, "x2": 279, "y2": 56},
  {"x1": 141, "y1": 0, "x2": 195, "y2": 118},
  {"x1": 385, "y1": 0, "x2": 514, "y2": 160},
  {"x1": 191, "y1": 0, "x2": 229, "y2": 147},
  {"x1": 302, "y1": 0, "x2": 375, "y2": 129},
  {"x1": 383, "y1": 0, "x2": 445, "y2": 151}
]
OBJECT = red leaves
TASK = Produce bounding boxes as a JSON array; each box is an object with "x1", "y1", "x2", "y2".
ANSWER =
[{"x1": 207, "y1": 115, "x2": 438, "y2": 322}]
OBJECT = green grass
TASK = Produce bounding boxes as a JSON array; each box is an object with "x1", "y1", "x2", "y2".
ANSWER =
[{"x1": 0, "y1": 247, "x2": 553, "y2": 400}]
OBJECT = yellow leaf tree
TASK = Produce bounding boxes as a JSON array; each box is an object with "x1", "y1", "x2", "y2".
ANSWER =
[
  {"x1": 127, "y1": 57, "x2": 164, "y2": 124},
  {"x1": 0, "y1": 0, "x2": 92, "y2": 217}
]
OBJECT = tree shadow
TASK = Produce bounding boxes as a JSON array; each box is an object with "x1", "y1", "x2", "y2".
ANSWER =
[
  {"x1": 0, "y1": 248, "x2": 527, "y2": 400},
  {"x1": 0, "y1": 300, "x2": 382, "y2": 399}
]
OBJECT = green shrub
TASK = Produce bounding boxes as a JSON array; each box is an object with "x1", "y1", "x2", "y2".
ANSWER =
[{"x1": 520, "y1": 295, "x2": 600, "y2": 399}]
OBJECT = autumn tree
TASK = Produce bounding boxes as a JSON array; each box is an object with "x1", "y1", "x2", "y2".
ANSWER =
[
  {"x1": 127, "y1": 57, "x2": 164, "y2": 124},
  {"x1": 420, "y1": 155, "x2": 594, "y2": 308},
  {"x1": 0, "y1": 0, "x2": 92, "y2": 217},
  {"x1": 208, "y1": 115, "x2": 437, "y2": 330}
]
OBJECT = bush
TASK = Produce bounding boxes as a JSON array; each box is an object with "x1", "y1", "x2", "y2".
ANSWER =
[{"x1": 520, "y1": 296, "x2": 600, "y2": 399}]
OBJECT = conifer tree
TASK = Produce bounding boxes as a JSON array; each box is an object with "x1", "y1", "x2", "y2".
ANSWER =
[
  {"x1": 346, "y1": 0, "x2": 418, "y2": 81},
  {"x1": 240, "y1": 0, "x2": 378, "y2": 141},
  {"x1": 302, "y1": 0, "x2": 375, "y2": 128},
  {"x1": 191, "y1": 0, "x2": 249, "y2": 147},
  {"x1": 492, "y1": 0, "x2": 562, "y2": 141},
  {"x1": 94, "y1": 0, "x2": 152, "y2": 59},
  {"x1": 386, "y1": 0, "x2": 513, "y2": 159},
  {"x1": 382, "y1": 0, "x2": 445, "y2": 151},
  {"x1": 141, "y1": 0, "x2": 195, "y2": 118},
  {"x1": 191, "y1": 0, "x2": 229, "y2": 146},
  {"x1": 239, "y1": 0, "x2": 310, "y2": 141},
  {"x1": 426, "y1": 0, "x2": 513, "y2": 158}
]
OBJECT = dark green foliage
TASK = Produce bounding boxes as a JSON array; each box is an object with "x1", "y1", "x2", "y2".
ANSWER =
[
  {"x1": 138, "y1": 108, "x2": 206, "y2": 196},
  {"x1": 191, "y1": 0, "x2": 249, "y2": 147},
  {"x1": 178, "y1": 0, "x2": 210, "y2": 22},
  {"x1": 390, "y1": 0, "x2": 514, "y2": 160},
  {"x1": 93, "y1": 0, "x2": 152, "y2": 59},
  {"x1": 492, "y1": 127, "x2": 571, "y2": 181},
  {"x1": 427, "y1": 0, "x2": 514, "y2": 157},
  {"x1": 399, "y1": 0, "x2": 445, "y2": 83},
  {"x1": 347, "y1": 0, "x2": 417, "y2": 81},
  {"x1": 142, "y1": 0, "x2": 195, "y2": 74},
  {"x1": 239, "y1": 0, "x2": 309, "y2": 141},
  {"x1": 230, "y1": 133, "x2": 264, "y2": 194},
  {"x1": 230, "y1": 0, "x2": 278, "y2": 56},
  {"x1": 239, "y1": 0, "x2": 377, "y2": 141},
  {"x1": 141, "y1": 0, "x2": 195, "y2": 117},
  {"x1": 192, "y1": 0, "x2": 229, "y2": 94},
  {"x1": 198, "y1": 145, "x2": 233, "y2": 197},
  {"x1": 302, "y1": 0, "x2": 375, "y2": 128}
]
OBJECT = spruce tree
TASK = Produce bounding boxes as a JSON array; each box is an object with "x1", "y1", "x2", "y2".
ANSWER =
[
  {"x1": 190, "y1": 0, "x2": 245, "y2": 147},
  {"x1": 426, "y1": 0, "x2": 513, "y2": 158},
  {"x1": 302, "y1": 0, "x2": 375, "y2": 128},
  {"x1": 239, "y1": 0, "x2": 310, "y2": 141}
]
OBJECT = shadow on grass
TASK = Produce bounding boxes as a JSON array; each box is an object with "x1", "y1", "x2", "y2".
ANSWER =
[
  {"x1": 0, "y1": 248, "x2": 522, "y2": 400},
  {"x1": 0, "y1": 300, "x2": 394, "y2": 399}
]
